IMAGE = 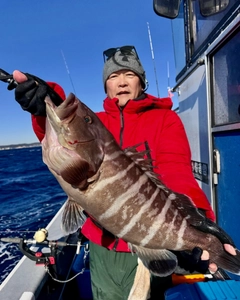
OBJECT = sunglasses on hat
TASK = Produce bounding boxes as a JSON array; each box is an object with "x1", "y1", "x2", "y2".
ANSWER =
[{"x1": 103, "y1": 45, "x2": 140, "y2": 62}]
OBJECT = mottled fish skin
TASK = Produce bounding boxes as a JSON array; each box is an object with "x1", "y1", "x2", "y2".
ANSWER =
[{"x1": 41, "y1": 93, "x2": 240, "y2": 276}]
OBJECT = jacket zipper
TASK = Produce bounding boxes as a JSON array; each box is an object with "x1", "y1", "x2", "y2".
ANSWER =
[
  {"x1": 112, "y1": 106, "x2": 124, "y2": 251},
  {"x1": 119, "y1": 108, "x2": 124, "y2": 148}
]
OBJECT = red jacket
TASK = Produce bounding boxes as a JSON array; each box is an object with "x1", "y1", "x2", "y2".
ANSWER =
[{"x1": 32, "y1": 83, "x2": 215, "y2": 252}]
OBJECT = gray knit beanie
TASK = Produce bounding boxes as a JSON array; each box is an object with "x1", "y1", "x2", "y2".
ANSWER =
[{"x1": 103, "y1": 49, "x2": 146, "y2": 92}]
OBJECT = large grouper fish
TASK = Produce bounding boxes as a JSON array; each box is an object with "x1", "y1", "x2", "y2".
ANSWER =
[{"x1": 42, "y1": 93, "x2": 240, "y2": 277}]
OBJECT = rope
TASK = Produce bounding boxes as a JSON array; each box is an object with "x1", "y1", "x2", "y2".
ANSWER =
[{"x1": 45, "y1": 245, "x2": 90, "y2": 284}]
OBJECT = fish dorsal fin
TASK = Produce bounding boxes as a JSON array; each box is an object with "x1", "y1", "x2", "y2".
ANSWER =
[
  {"x1": 62, "y1": 197, "x2": 87, "y2": 234},
  {"x1": 124, "y1": 144, "x2": 170, "y2": 191},
  {"x1": 125, "y1": 145, "x2": 236, "y2": 247},
  {"x1": 124, "y1": 144, "x2": 156, "y2": 172},
  {"x1": 125, "y1": 145, "x2": 208, "y2": 225},
  {"x1": 124, "y1": 145, "x2": 209, "y2": 226}
]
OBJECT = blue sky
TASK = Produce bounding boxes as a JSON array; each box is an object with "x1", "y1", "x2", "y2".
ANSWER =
[{"x1": 0, "y1": 0, "x2": 176, "y2": 146}]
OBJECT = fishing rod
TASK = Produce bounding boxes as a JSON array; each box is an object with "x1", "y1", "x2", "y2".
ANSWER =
[
  {"x1": 0, "y1": 228, "x2": 90, "y2": 283},
  {"x1": 0, "y1": 236, "x2": 77, "y2": 248},
  {"x1": 147, "y1": 22, "x2": 160, "y2": 98},
  {"x1": 0, "y1": 67, "x2": 64, "y2": 106},
  {"x1": 61, "y1": 50, "x2": 77, "y2": 95},
  {"x1": 0, "y1": 68, "x2": 18, "y2": 90},
  {"x1": 0, "y1": 228, "x2": 80, "y2": 264}
]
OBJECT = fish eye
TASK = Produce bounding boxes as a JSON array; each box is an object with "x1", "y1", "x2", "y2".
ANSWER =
[{"x1": 84, "y1": 115, "x2": 92, "y2": 124}]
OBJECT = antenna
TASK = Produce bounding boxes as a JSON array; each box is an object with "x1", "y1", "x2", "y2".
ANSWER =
[
  {"x1": 167, "y1": 61, "x2": 170, "y2": 88},
  {"x1": 147, "y1": 22, "x2": 160, "y2": 97},
  {"x1": 167, "y1": 61, "x2": 174, "y2": 98},
  {"x1": 61, "y1": 50, "x2": 77, "y2": 95}
]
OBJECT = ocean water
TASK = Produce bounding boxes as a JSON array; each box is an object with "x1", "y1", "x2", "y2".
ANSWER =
[{"x1": 0, "y1": 147, "x2": 66, "y2": 284}]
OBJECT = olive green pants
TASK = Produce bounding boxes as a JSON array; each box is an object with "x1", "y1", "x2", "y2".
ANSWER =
[{"x1": 89, "y1": 242, "x2": 172, "y2": 300}]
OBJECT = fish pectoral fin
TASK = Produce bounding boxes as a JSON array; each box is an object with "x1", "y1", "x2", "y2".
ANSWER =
[
  {"x1": 62, "y1": 197, "x2": 87, "y2": 234},
  {"x1": 130, "y1": 244, "x2": 178, "y2": 277},
  {"x1": 60, "y1": 158, "x2": 90, "y2": 187}
]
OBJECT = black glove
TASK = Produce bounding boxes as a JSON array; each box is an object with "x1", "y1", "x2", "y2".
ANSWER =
[
  {"x1": 15, "y1": 73, "x2": 63, "y2": 116},
  {"x1": 173, "y1": 247, "x2": 209, "y2": 274}
]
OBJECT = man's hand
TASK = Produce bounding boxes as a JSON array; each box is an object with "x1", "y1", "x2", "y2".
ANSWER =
[
  {"x1": 13, "y1": 70, "x2": 28, "y2": 83},
  {"x1": 208, "y1": 244, "x2": 236, "y2": 273},
  {"x1": 13, "y1": 70, "x2": 49, "y2": 116},
  {"x1": 13, "y1": 70, "x2": 63, "y2": 116},
  {"x1": 174, "y1": 247, "x2": 209, "y2": 274},
  {"x1": 174, "y1": 244, "x2": 236, "y2": 274}
]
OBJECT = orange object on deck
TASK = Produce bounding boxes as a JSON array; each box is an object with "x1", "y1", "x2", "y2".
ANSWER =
[{"x1": 172, "y1": 273, "x2": 209, "y2": 285}]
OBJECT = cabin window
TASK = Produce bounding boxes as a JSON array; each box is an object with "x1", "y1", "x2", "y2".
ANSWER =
[
  {"x1": 171, "y1": 3, "x2": 185, "y2": 75},
  {"x1": 212, "y1": 29, "x2": 240, "y2": 126},
  {"x1": 188, "y1": 0, "x2": 233, "y2": 55},
  {"x1": 199, "y1": 0, "x2": 229, "y2": 17},
  {"x1": 169, "y1": 0, "x2": 236, "y2": 79}
]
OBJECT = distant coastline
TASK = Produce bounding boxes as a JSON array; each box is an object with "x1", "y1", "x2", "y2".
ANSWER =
[{"x1": 0, "y1": 142, "x2": 41, "y2": 151}]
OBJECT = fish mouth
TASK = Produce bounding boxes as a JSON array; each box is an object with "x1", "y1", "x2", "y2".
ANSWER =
[
  {"x1": 45, "y1": 93, "x2": 79, "y2": 121},
  {"x1": 45, "y1": 94, "x2": 95, "y2": 147},
  {"x1": 66, "y1": 138, "x2": 95, "y2": 146}
]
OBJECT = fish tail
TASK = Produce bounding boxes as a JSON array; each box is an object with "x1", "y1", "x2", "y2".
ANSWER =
[{"x1": 210, "y1": 249, "x2": 240, "y2": 276}]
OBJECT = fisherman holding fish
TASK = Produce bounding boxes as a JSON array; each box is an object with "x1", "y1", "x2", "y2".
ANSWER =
[{"x1": 12, "y1": 46, "x2": 237, "y2": 300}]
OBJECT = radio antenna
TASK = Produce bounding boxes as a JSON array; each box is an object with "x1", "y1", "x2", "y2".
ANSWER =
[
  {"x1": 167, "y1": 61, "x2": 174, "y2": 98},
  {"x1": 167, "y1": 61, "x2": 170, "y2": 88},
  {"x1": 61, "y1": 50, "x2": 77, "y2": 95},
  {"x1": 147, "y1": 22, "x2": 160, "y2": 97}
]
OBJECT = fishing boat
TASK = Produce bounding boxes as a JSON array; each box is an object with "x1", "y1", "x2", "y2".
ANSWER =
[{"x1": 1, "y1": 0, "x2": 240, "y2": 299}]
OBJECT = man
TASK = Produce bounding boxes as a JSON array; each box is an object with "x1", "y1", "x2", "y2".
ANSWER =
[{"x1": 12, "y1": 45, "x2": 236, "y2": 300}]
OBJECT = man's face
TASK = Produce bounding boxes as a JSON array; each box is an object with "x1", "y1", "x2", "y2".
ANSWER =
[{"x1": 106, "y1": 69, "x2": 143, "y2": 106}]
